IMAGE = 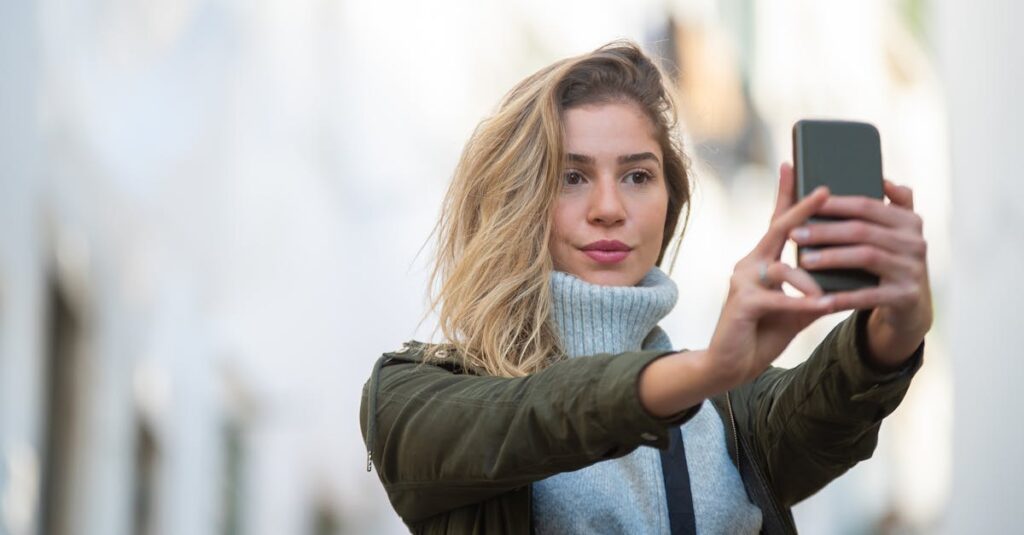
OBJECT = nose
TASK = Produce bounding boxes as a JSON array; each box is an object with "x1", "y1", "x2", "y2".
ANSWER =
[{"x1": 587, "y1": 177, "x2": 626, "y2": 226}]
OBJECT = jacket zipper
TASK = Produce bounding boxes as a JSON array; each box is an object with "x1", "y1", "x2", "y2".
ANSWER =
[
  {"x1": 366, "y1": 353, "x2": 392, "y2": 473},
  {"x1": 726, "y1": 392, "x2": 740, "y2": 467},
  {"x1": 726, "y1": 391, "x2": 796, "y2": 534}
]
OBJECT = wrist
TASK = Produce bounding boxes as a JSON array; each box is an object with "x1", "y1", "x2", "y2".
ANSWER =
[
  {"x1": 692, "y1": 347, "x2": 743, "y2": 393},
  {"x1": 862, "y1": 308, "x2": 924, "y2": 372},
  {"x1": 638, "y1": 349, "x2": 720, "y2": 418}
]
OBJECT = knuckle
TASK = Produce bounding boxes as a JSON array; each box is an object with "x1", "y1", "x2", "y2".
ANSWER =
[
  {"x1": 851, "y1": 221, "x2": 870, "y2": 241},
  {"x1": 729, "y1": 268, "x2": 748, "y2": 289},
  {"x1": 912, "y1": 238, "x2": 928, "y2": 259},
  {"x1": 862, "y1": 246, "x2": 881, "y2": 266},
  {"x1": 910, "y1": 213, "x2": 924, "y2": 232},
  {"x1": 909, "y1": 261, "x2": 925, "y2": 280}
]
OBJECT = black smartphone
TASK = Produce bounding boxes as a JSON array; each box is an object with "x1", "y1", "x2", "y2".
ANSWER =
[{"x1": 792, "y1": 119, "x2": 884, "y2": 293}]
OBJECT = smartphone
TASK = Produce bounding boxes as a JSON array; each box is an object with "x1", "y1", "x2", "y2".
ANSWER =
[{"x1": 792, "y1": 119, "x2": 884, "y2": 293}]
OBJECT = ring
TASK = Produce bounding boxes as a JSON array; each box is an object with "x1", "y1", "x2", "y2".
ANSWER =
[{"x1": 758, "y1": 261, "x2": 770, "y2": 287}]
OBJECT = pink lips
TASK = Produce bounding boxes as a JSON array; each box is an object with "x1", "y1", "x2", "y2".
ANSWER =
[{"x1": 580, "y1": 240, "x2": 631, "y2": 264}]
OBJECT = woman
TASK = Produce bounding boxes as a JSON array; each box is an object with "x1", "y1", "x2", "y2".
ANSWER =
[{"x1": 360, "y1": 40, "x2": 931, "y2": 534}]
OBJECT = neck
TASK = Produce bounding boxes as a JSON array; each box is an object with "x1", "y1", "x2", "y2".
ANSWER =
[{"x1": 549, "y1": 266, "x2": 678, "y2": 358}]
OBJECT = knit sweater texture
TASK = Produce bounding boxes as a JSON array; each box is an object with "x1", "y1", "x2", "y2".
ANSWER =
[{"x1": 532, "y1": 266, "x2": 763, "y2": 534}]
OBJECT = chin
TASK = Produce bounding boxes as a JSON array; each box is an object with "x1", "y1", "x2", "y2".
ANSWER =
[{"x1": 577, "y1": 267, "x2": 643, "y2": 287}]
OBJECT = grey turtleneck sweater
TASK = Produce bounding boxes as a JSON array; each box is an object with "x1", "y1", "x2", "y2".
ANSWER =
[{"x1": 532, "y1": 266, "x2": 763, "y2": 535}]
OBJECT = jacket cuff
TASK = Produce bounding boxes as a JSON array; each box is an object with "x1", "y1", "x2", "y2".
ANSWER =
[
  {"x1": 839, "y1": 308, "x2": 924, "y2": 399},
  {"x1": 595, "y1": 349, "x2": 702, "y2": 450}
]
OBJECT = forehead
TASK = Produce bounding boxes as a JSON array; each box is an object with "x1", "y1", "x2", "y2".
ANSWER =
[{"x1": 562, "y1": 101, "x2": 660, "y2": 160}]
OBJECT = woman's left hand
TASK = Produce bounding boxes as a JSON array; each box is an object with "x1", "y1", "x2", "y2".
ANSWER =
[{"x1": 788, "y1": 169, "x2": 933, "y2": 370}]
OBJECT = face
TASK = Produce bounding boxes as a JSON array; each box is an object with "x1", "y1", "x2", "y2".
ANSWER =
[{"x1": 549, "y1": 100, "x2": 668, "y2": 287}]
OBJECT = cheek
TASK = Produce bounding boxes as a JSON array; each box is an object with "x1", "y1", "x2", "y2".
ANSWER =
[
  {"x1": 640, "y1": 196, "x2": 669, "y2": 246},
  {"x1": 549, "y1": 200, "x2": 586, "y2": 269},
  {"x1": 548, "y1": 205, "x2": 573, "y2": 268},
  {"x1": 550, "y1": 201, "x2": 575, "y2": 241}
]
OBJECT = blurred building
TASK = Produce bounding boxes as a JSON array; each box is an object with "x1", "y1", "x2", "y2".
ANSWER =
[{"x1": 1, "y1": 1, "x2": 1019, "y2": 535}]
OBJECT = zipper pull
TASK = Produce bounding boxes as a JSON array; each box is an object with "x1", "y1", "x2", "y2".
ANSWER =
[{"x1": 366, "y1": 450, "x2": 373, "y2": 472}]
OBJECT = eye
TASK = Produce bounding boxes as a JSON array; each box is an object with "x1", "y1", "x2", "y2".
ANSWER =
[
  {"x1": 564, "y1": 170, "x2": 585, "y2": 185},
  {"x1": 625, "y1": 170, "x2": 653, "y2": 185}
]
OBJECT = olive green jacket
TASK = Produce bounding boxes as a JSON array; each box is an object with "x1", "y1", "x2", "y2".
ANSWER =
[{"x1": 359, "y1": 308, "x2": 923, "y2": 534}]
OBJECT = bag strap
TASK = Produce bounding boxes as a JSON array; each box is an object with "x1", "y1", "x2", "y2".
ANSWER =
[{"x1": 659, "y1": 426, "x2": 697, "y2": 535}]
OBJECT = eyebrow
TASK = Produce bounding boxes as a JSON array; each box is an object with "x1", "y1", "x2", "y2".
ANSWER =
[{"x1": 567, "y1": 152, "x2": 661, "y2": 166}]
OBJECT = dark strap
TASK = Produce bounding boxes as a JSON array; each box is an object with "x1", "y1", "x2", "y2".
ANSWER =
[{"x1": 659, "y1": 426, "x2": 696, "y2": 535}]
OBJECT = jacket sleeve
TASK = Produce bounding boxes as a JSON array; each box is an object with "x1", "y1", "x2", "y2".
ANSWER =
[
  {"x1": 359, "y1": 348, "x2": 700, "y2": 524},
  {"x1": 732, "y1": 308, "x2": 924, "y2": 507}
]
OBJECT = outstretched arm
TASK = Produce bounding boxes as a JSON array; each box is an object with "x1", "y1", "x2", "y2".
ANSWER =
[
  {"x1": 359, "y1": 347, "x2": 699, "y2": 524},
  {"x1": 734, "y1": 308, "x2": 924, "y2": 507}
]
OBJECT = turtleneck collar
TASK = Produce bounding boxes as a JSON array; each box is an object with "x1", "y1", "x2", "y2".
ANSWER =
[{"x1": 549, "y1": 266, "x2": 678, "y2": 358}]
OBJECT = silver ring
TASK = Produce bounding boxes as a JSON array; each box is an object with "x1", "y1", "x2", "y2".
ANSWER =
[{"x1": 758, "y1": 261, "x2": 770, "y2": 286}]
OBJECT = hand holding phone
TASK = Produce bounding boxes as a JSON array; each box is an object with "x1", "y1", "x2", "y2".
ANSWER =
[{"x1": 792, "y1": 119, "x2": 884, "y2": 293}]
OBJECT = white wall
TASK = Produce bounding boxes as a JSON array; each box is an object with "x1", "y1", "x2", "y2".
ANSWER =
[
  {"x1": 934, "y1": 0, "x2": 1024, "y2": 532},
  {"x1": 0, "y1": 1, "x2": 44, "y2": 534}
]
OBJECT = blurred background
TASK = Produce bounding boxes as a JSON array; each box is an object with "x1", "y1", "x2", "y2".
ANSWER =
[{"x1": 1, "y1": 0, "x2": 1021, "y2": 533}]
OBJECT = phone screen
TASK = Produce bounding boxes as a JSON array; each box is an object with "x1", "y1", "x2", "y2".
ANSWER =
[{"x1": 792, "y1": 119, "x2": 884, "y2": 293}]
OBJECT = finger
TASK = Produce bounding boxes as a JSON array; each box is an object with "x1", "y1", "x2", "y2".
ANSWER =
[
  {"x1": 771, "y1": 162, "x2": 796, "y2": 222},
  {"x1": 789, "y1": 219, "x2": 926, "y2": 256},
  {"x1": 753, "y1": 185, "x2": 830, "y2": 259},
  {"x1": 883, "y1": 179, "x2": 915, "y2": 210},
  {"x1": 826, "y1": 285, "x2": 912, "y2": 312},
  {"x1": 747, "y1": 290, "x2": 835, "y2": 316},
  {"x1": 816, "y1": 195, "x2": 917, "y2": 229},
  {"x1": 798, "y1": 244, "x2": 916, "y2": 278},
  {"x1": 754, "y1": 261, "x2": 823, "y2": 296},
  {"x1": 778, "y1": 264, "x2": 825, "y2": 297}
]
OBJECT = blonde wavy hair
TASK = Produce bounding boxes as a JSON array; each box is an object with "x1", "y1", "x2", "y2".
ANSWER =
[{"x1": 420, "y1": 40, "x2": 693, "y2": 377}]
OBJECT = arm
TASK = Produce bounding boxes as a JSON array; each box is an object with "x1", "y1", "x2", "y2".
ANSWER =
[
  {"x1": 637, "y1": 348, "x2": 733, "y2": 417},
  {"x1": 732, "y1": 308, "x2": 924, "y2": 506},
  {"x1": 359, "y1": 348, "x2": 700, "y2": 523}
]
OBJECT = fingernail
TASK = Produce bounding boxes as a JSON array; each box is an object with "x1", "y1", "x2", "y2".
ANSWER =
[
  {"x1": 817, "y1": 295, "x2": 834, "y2": 307},
  {"x1": 791, "y1": 227, "x2": 809, "y2": 241},
  {"x1": 803, "y1": 251, "x2": 820, "y2": 264}
]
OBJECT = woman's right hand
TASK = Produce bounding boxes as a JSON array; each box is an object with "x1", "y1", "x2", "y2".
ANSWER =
[
  {"x1": 639, "y1": 163, "x2": 846, "y2": 417},
  {"x1": 705, "y1": 162, "x2": 839, "y2": 388}
]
